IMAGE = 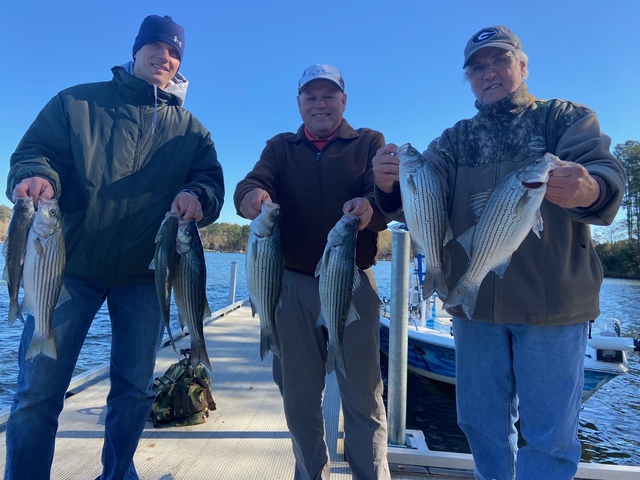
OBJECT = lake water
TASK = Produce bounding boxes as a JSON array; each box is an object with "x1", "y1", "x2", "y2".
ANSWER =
[{"x1": 0, "y1": 252, "x2": 638, "y2": 465}]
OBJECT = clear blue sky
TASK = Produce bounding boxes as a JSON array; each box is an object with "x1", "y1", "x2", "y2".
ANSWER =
[{"x1": 2, "y1": 1, "x2": 638, "y2": 226}]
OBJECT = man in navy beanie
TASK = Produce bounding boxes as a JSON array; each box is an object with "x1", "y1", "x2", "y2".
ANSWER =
[{"x1": 4, "y1": 14, "x2": 224, "y2": 480}]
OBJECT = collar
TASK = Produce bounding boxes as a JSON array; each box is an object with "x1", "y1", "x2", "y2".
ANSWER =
[{"x1": 474, "y1": 84, "x2": 535, "y2": 118}]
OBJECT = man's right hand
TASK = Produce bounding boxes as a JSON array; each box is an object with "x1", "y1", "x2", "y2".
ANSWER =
[
  {"x1": 239, "y1": 188, "x2": 272, "y2": 220},
  {"x1": 13, "y1": 177, "x2": 54, "y2": 206},
  {"x1": 372, "y1": 143, "x2": 400, "y2": 194}
]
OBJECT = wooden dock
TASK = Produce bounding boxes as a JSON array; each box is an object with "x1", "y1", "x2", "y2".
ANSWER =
[{"x1": 0, "y1": 302, "x2": 637, "y2": 479}]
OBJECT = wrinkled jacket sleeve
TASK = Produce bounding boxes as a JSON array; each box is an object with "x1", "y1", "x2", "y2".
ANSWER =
[
  {"x1": 374, "y1": 184, "x2": 405, "y2": 224},
  {"x1": 6, "y1": 94, "x2": 69, "y2": 200},
  {"x1": 553, "y1": 108, "x2": 625, "y2": 226},
  {"x1": 181, "y1": 129, "x2": 225, "y2": 227}
]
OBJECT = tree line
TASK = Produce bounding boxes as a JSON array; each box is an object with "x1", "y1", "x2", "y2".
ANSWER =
[{"x1": 0, "y1": 140, "x2": 637, "y2": 277}]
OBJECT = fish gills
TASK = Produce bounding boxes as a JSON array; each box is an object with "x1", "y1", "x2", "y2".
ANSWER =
[
  {"x1": 246, "y1": 201, "x2": 283, "y2": 360},
  {"x1": 316, "y1": 214, "x2": 361, "y2": 378}
]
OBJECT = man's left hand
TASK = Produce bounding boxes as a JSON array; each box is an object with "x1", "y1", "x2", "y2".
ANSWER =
[{"x1": 545, "y1": 160, "x2": 600, "y2": 209}]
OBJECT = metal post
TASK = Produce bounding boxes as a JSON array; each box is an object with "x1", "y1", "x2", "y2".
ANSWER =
[
  {"x1": 387, "y1": 226, "x2": 410, "y2": 446},
  {"x1": 229, "y1": 261, "x2": 238, "y2": 305}
]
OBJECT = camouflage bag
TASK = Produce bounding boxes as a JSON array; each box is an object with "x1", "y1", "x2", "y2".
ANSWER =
[{"x1": 149, "y1": 348, "x2": 217, "y2": 427}]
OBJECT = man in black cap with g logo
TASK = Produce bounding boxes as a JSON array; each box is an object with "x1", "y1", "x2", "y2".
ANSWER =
[
  {"x1": 4, "y1": 15, "x2": 224, "y2": 480},
  {"x1": 373, "y1": 25, "x2": 625, "y2": 480}
]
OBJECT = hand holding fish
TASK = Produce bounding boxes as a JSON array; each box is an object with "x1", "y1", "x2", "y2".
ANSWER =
[
  {"x1": 239, "y1": 188, "x2": 272, "y2": 220},
  {"x1": 171, "y1": 191, "x2": 204, "y2": 223},
  {"x1": 372, "y1": 143, "x2": 400, "y2": 194},
  {"x1": 12, "y1": 177, "x2": 54, "y2": 206},
  {"x1": 546, "y1": 160, "x2": 601, "y2": 209},
  {"x1": 343, "y1": 197, "x2": 373, "y2": 231}
]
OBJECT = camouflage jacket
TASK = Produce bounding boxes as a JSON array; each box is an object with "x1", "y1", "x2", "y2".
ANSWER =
[{"x1": 377, "y1": 84, "x2": 625, "y2": 325}]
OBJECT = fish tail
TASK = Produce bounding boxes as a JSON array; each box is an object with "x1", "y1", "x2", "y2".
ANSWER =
[
  {"x1": 326, "y1": 345, "x2": 347, "y2": 378},
  {"x1": 443, "y1": 279, "x2": 479, "y2": 320},
  {"x1": 326, "y1": 345, "x2": 337, "y2": 375},
  {"x1": 8, "y1": 301, "x2": 23, "y2": 326},
  {"x1": 260, "y1": 327, "x2": 281, "y2": 360},
  {"x1": 191, "y1": 341, "x2": 212, "y2": 371},
  {"x1": 435, "y1": 272, "x2": 449, "y2": 302},
  {"x1": 422, "y1": 272, "x2": 437, "y2": 300},
  {"x1": 335, "y1": 348, "x2": 348, "y2": 379},
  {"x1": 25, "y1": 334, "x2": 57, "y2": 361}
]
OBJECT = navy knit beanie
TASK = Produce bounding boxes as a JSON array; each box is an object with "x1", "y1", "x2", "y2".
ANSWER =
[{"x1": 132, "y1": 15, "x2": 185, "y2": 61}]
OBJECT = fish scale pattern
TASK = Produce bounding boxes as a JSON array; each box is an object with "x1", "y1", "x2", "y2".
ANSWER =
[
  {"x1": 246, "y1": 218, "x2": 283, "y2": 360},
  {"x1": 318, "y1": 215, "x2": 359, "y2": 378},
  {"x1": 399, "y1": 144, "x2": 450, "y2": 300}
]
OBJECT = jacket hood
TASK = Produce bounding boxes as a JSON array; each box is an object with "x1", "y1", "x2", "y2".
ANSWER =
[{"x1": 119, "y1": 61, "x2": 188, "y2": 106}]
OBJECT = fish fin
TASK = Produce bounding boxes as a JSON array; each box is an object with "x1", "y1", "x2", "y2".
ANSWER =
[
  {"x1": 351, "y1": 267, "x2": 362, "y2": 294},
  {"x1": 249, "y1": 299, "x2": 257, "y2": 318},
  {"x1": 531, "y1": 210, "x2": 544, "y2": 238},
  {"x1": 315, "y1": 241, "x2": 334, "y2": 278},
  {"x1": 443, "y1": 225, "x2": 454, "y2": 247},
  {"x1": 492, "y1": 258, "x2": 511, "y2": 279},
  {"x1": 260, "y1": 327, "x2": 281, "y2": 361},
  {"x1": 177, "y1": 313, "x2": 186, "y2": 331},
  {"x1": 469, "y1": 190, "x2": 492, "y2": 219},
  {"x1": 456, "y1": 226, "x2": 475, "y2": 258},
  {"x1": 165, "y1": 325, "x2": 177, "y2": 352},
  {"x1": 149, "y1": 258, "x2": 156, "y2": 270},
  {"x1": 56, "y1": 284, "x2": 72, "y2": 308},
  {"x1": 203, "y1": 300, "x2": 212, "y2": 321},
  {"x1": 443, "y1": 278, "x2": 478, "y2": 320},
  {"x1": 18, "y1": 295, "x2": 33, "y2": 317},
  {"x1": 34, "y1": 238, "x2": 44, "y2": 257},
  {"x1": 25, "y1": 334, "x2": 57, "y2": 361},
  {"x1": 7, "y1": 301, "x2": 24, "y2": 326},
  {"x1": 345, "y1": 303, "x2": 359, "y2": 326},
  {"x1": 316, "y1": 312, "x2": 327, "y2": 329},
  {"x1": 1, "y1": 264, "x2": 8, "y2": 283}
]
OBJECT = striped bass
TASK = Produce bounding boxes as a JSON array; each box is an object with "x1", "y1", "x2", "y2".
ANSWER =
[
  {"x1": 3, "y1": 196, "x2": 35, "y2": 325},
  {"x1": 444, "y1": 153, "x2": 561, "y2": 319},
  {"x1": 150, "y1": 212, "x2": 180, "y2": 351},
  {"x1": 246, "y1": 201, "x2": 283, "y2": 360},
  {"x1": 20, "y1": 198, "x2": 70, "y2": 360},
  {"x1": 173, "y1": 219, "x2": 212, "y2": 370},
  {"x1": 315, "y1": 214, "x2": 360, "y2": 378},
  {"x1": 397, "y1": 143, "x2": 452, "y2": 300}
]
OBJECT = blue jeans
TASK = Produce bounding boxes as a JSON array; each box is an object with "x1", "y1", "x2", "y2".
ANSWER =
[
  {"x1": 452, "y1": 318, "x2": 587, "y2": 480},
  {"x1": 4, "y1": 276, "x2": 164, "y2": 480}
]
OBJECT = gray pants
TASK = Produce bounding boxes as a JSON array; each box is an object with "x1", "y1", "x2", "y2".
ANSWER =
[{"x1": 273, "y1": 268, "x2": 391, "y2": 480}]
